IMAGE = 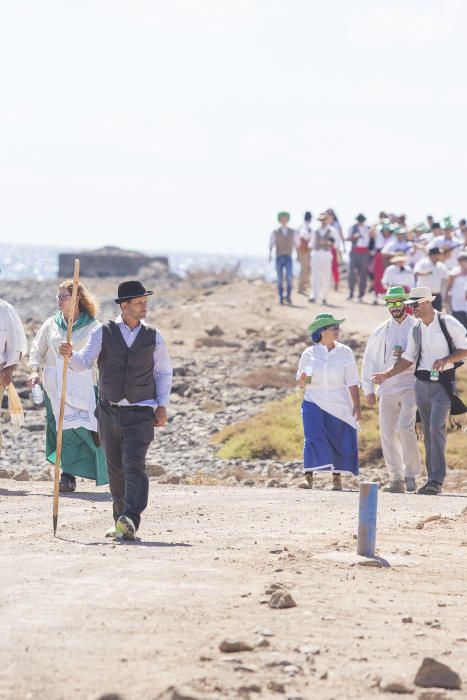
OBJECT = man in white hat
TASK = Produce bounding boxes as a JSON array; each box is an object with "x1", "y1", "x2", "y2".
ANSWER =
[
  {"x1": 414, "y1": 247, "x2": 449, "y2": 311},
  {"x1": 361, "y1": 287, "x2": 420, "y2": 492},
  {"x1": 0, "y1": 298, "x2": 27, "y2": 389},
  {"x1": 382, "y1": 255, "x2": 415, "y2": 292},
  {"x1": 372, "y1": 286, "x2": 467, "y2": 495}
]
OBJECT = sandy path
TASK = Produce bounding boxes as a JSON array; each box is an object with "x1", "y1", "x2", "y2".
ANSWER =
[{"x1": 1, "y1": 480, "x2": 466, "y2": 700}]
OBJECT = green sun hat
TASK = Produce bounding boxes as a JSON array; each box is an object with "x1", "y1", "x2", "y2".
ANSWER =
[
  {"x1": 277, "y1": 211, "x2": 290, "y2": 221},
  {"x1": 381, "y1": 285, "x2": 410, "y2": 301},
  {"x1": 442, "y1": 216, "x2": 453, "y2": 230},
  {"x1": 308, "y1": 313, "x2": 345, "y2": 334}
]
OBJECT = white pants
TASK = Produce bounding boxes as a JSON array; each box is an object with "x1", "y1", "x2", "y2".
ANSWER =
[
  {"x1": 378, "y1": 389, "x2": 421, "y2": 481},
  {"x1": 310, "y1": 249, "x2": 332, "y2": 301}
]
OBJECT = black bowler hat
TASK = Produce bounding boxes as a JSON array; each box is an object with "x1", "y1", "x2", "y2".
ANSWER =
[{"x1": 114, "y1": 280, "x2": 153, "y2": 304}]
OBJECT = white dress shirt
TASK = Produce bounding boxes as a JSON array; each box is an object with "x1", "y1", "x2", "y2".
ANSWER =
[
  {"x1": 413, "y1": 258, "x2": 449, "y2": 293},
  {"x1": 382, "y1": 265, "x2": 415, "y2": 291},
  {"x1": 68, "y1": 316, "x2": 173, "y2": 407},
  {"x1": 402, "y1": 313, "x2": 467, "y2": 371},
  {"x1": 348, "y1": 224, "x2": 371, "y2": 247},
  {"x1": 361, "y1": 315, "x2": 416, "y2": 396},
  {"x1": 297, "y1": 342, "x2": 359, "y2": 427},
  {"x1": 449, "y1": 270, "x2": 467, "y2": 313}
]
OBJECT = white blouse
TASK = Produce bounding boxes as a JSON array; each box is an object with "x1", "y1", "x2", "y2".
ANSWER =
[{"x1": 297, "y1": 341, "x2": 359, "y2": 428}]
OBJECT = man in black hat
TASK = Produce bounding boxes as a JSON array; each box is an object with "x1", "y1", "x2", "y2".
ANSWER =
[{"x1": 59, "y1": 280, "x2": 173, "y2": 540}]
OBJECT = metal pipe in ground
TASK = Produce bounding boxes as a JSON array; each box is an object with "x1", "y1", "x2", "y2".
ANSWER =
[{"x1": 357, "y1": 482, "x2": 379, "y2": 557}]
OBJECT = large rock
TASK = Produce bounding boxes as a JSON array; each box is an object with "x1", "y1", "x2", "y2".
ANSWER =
[
  {"x1": 414, "y1": 658, "x2": 462, "y2": 690},
  {"x1": 58, "y1": 246, "x2": 168, "y2": 278}
]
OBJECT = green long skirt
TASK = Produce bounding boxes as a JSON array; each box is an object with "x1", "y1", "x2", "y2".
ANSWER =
[{"x1": 44, "y1": 390, "x2": 108, "y2": 486}]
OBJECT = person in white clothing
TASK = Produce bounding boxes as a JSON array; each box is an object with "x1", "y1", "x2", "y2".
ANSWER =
[
  {"x1": 414, "y1": 247, "x2": 449, "y2": 311},
  {"x1": 0, "y1": 298, "x2": 27, "y2": 389},
  {"x1": 361, "y1": 286, "x2": 421, "y2": 493},
  {"x1": 382, "y1": 255, "x2": 415, "y2": 292},
  {"x1": 309, "y1": 212, "x2": 336, "y2": 305},
  {"x1": 372, "y1": 286, "x2": 467, "y2": 495},
  {"x1": 432, "y1": 218, "x2": 464, "y2": 271},
  {"x1": 447, "y1": 252, "x2": 467, "y2": 328}
]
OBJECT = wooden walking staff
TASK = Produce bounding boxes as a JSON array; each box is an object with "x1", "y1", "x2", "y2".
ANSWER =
[{"x1": 53, "y1": 259, "x2": 80, "y2": 536}]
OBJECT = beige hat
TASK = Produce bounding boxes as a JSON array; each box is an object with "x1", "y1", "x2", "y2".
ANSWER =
[
  {"x1": 404, "y1": 286, "x2": 437, "y2": 305},
  {"x1": 390, "y1": 254, "x2": 407, "y2": 264}
]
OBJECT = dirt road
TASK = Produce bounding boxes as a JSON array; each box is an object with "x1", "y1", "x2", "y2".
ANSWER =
[{"x1": 1, "y1": 480, "x2": 466, "y2": 699}]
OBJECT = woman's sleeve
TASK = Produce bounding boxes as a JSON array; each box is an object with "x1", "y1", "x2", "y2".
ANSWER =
[
  {"x1": 296, "y1": 350, "x2": 307, "y2": 380},
  {"x1": 344, "y1": 349, "x2": 360, "y2": 387},
  {"x1": 28, "y1": 319, "x2": 50, "y2": 370}
]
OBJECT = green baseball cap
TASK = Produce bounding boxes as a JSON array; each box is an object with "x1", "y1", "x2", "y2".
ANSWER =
[
  {"x1": 308, "y1": 313, "x2": 345, "y2": 334},
  {"x1": 381, "y1": 285, "x2": 410, "y2": 301}
]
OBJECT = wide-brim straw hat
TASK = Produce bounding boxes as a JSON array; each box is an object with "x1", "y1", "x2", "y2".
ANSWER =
[
  {"x1": 307, "y1": 313, "x2": 345, "y2": 334},
  {"x1": 390, "y1": 254, "x2": 407, "y2": 264},
  {"x1": 404, "y1": 286, "x2": 437, "y2": 305},
  {"x1": 381, "y1": 285, "x2": 410, "y2": 301}
]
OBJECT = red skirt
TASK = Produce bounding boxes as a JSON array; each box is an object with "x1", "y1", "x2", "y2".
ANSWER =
[{"x1": 372, "y1": 251, "x2": 386, "y2": 295}]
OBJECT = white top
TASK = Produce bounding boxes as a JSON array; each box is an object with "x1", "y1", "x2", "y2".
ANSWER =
[
  {"x1": 382, "y1": 265, "x2": 415, "y2": 291},
  {"x1": 413, "y1": 258, "x2": 449, "y2": 293},
  {"x1": 381, "y1": 239, "x2": 411, "y2": 256},
  {"x1": 28, "y1": 315, "x2": 101, "y2": 431},
  {"x1": 0, "y1": 300, "x2": 27, "y2": 369},
  {"x1": 295, "y1": 223, "x2": 312, "y2": 248},
  {"x1": 348, "y1": 224, "x2": 371, "y2": 247},
  {"x1": 297, "y1": 342, "x2": 359, "y2": 428},
  {"x1": 449, "y1": 270, "x2": 467, "y2": 312},
  {"x1": 402, "y1": 313, "x2": 467, "y2": 371},
  {"x1": 361, "y1": 315, "x2": 416, "y2": 396}
]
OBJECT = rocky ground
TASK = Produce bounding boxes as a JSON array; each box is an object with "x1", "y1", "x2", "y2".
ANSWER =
[{"x1": 1, "y1": 269, "x2": 466, "y2": 493}]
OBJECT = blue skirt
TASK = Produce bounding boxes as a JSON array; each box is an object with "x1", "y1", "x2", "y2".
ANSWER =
[{"x1": 301, "y1": 399, "x2": 359, "y2": 475}]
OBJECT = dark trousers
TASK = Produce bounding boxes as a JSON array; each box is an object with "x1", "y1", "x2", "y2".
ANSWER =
[
  {"x1": 95, "y1": 399, "x2": 154, "y2": 529},
  {"x1": 452, "y1": 310, "x2": 467, "y2": 329},
  {"x1": 275, "y1": 255, "x2": 293, "y2": 301},
  {"x1": 432, "y1": 293, "x2": 442, "y2": 312},
  {"x1": 348, "y1": 251, "x2": 370, "y2": 298}
]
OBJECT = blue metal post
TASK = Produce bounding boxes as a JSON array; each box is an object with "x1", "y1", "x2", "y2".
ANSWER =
[{"x1": 357, "y1": 482, "x2": 378, "y2": 556}]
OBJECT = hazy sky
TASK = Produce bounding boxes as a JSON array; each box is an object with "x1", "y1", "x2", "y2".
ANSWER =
[{"x1": 1, "y1": 0, "x2": 466, "y2": 256}]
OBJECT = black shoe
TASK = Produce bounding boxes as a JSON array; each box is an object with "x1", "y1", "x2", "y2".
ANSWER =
[
  {"x1": 279, "y1": 298, "x2": 284, "y2": 305},
  {"x1": 418, "y1": 480, "x2": 442, "y2": 495},
  {"x1": 347, "y1": 294, "x2": 353, "y2": 300},
  {"x1": 286, "y1": 297, "x2": 292, "y2": 305},
  {"x1": 59, "y1": 473, "x2": 76, "y2": 493}
]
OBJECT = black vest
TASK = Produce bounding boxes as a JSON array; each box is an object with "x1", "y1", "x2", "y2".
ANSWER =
[{"x1": 98, "y1": 321, "x2": 157, "y2": 403}]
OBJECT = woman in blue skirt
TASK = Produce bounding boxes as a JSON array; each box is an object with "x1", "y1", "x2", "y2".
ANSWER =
[{"x1": 297, "y1": 313, "x2": 361, "y2": 490}]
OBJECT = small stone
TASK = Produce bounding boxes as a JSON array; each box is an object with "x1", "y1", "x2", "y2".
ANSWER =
[
  {"x1": 402, "y1": 616, "x2": 413, "y2": 624},
  {"x1": 379, "y1": 676, "x2": 414, "y2": 694},
  {"x1": 238, "y1": 684, "x2": 261, "y2": 693},
  {"x1": 267, "y1": 479, "x2": 281, "y2": 487},
  {"x1": 268, "y1": 590, "x2": 297, "y2": 609},
  {"x1": 254, "y1": 626, "x2": 275, "y2": 637},
  {"x1": 296, "y1": 644, "x2": 320, "y2": 655},
  {"x1": 171, "y1": 687, "x2": 208, "y2": 700},
  {"x1": 219, "y1": 638, "x2": 254, "y2": 653},
  {"x1": 414, "y1": 657, "x2": 462, "y2": 690},
  {"x1": 418, "y1": 693, "x2": 449, "y2": 700},
  {"x1": 267, "y1": 680, "x2": 286, "y2": 693}
]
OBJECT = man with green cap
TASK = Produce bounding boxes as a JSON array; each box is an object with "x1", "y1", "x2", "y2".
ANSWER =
[
  {"x1": 361, "y1": 286, "x2": 421, "y2": 493},
  {"x1": 269, "y1": 212, "x2": 296, "y2": 305}
]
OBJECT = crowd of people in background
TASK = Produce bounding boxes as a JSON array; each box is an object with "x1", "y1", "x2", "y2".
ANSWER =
[{"x1": 269, "y1": 210, "x2": 467, "y2": 328}]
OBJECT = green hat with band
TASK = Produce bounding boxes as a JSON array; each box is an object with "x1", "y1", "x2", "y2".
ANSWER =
[
  {"x1": 307, "y1": 313, "x2": 345, "y2": 334},
  {"x1": 381, "y1": 285, "x2": 410, "y2": 301},
  {"x1": 277, "y1": 211, "x2": 290, "y2": 221}
]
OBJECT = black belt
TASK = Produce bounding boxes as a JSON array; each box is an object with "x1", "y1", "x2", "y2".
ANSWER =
[
  {"x1": 415, "y1": 368, "x2": 455, "y2": 382},
  {"x1": 100, "y1": 398, "x2": 151, "y2": 409}
]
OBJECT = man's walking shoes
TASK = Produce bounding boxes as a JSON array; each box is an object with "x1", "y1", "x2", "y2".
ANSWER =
[
  {"x1": 331, "y1": 473, "x2": 343, "y2": 491},
  {"x1": 59, "y1": 473, "x2": 76, "y2": 493},
  {"x1": 115, "y1": 515, "x2": 137, "y2": 541},
  {"x1": 405, "y1": 477, "x2": 417, "y2": 492},
  {"x1": 418, "y1": 480, "x2": 442, "y2": 495},
  {"x1": 383, "y1": 480, "x2": 406, "y2": 493}
]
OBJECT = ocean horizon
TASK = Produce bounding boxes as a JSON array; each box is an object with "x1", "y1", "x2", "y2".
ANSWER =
[{"x1": 0, "y1": 243, "x2": 276, "y2": 281}]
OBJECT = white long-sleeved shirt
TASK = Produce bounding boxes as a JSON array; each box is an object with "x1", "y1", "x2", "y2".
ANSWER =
[
  {"x1": 413, "y1": 258, "x2": 449, "y2": 293},
  {"x1": 68, "y1": 316, "x2": 173, "y2": 407},
  {"x1": 361, "y1": 315, "x2": 416, "y2": 396},
  {"x1": 382, "y1": 265, "x2": 415, "y2": 291},
  {"x1": 0, "y1": 299, "x2": 27, "y2": 369}
]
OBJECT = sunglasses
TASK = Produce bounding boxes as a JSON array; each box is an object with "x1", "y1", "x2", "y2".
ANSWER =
[
  {"x1": 56, "y1": 294, "x2": 72, "y2": 301},
  {"x1": 386, "y1": 301, "x2": 405, "y2": 309},
  {"x1": 409, "y1": 300, "x2": 421, "y2": 309}
]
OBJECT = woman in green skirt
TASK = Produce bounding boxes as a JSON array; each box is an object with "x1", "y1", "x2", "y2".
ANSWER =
[{"x1": 28, "y1": 281, "x2": 107, "y2": 492}]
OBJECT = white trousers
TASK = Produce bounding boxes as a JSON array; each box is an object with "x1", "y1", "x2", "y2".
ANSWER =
[
  {"x1": 378, "y1": 389, "x2": 421, "y2": 481},
  {"x1": 310, "y1": 249, "x2": 332, "y2": 301}
]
